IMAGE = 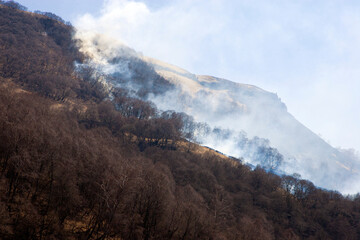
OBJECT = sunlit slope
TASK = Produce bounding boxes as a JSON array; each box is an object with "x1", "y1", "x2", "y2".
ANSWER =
[{"x1": 145, "y1": 57, "x2": 360, "y2": 192}]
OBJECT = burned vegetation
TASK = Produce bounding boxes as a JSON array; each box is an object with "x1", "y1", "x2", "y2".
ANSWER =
[{"x1": 1, "y1": 3, "x2": 360, "y2": 240}]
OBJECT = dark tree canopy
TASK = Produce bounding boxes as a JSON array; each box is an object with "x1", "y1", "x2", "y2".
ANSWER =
[
  {"x1": 0, "y1": 0, "x2": 27, "y2": 11},
  {"x1": 34, "y1": 10, "x2": 66, "y2": 24}
]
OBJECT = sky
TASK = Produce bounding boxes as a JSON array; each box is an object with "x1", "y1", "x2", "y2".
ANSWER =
[{"x1": 17, "y1": 0, "x2": 360, "y2": 152}]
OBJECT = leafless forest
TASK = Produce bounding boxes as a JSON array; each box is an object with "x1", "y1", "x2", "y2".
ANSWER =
[{"x1": 1, "y1": 3, "x2": 360, "y2": 239}]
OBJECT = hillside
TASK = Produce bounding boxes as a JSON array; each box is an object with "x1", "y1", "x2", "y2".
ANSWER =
[
  {"x1": 74, "y1": 27, "x2": 360, "y2": 193},
  {"x1": 126, "y1": 57, "x2": 360, "y2": 193},
  {"x1": 1, "y1": 2, "x2": 360, "y2": 240}
]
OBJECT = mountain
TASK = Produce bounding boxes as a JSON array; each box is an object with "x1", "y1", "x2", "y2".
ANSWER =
[
  {"x1": 75, "y1": 31, "x2": 360, "y2": 193},
  {"x1": 2, "y1": 2, "x2": 360, "y2": 239},
  {"x1": 144, "y1": 58, "x2": 360, "y2": 193}
]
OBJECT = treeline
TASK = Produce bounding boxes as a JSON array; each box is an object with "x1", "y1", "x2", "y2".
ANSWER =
[
  {"x1": 0, "y1": 0, "x2": 27, "y2": 11},
  {"x1": 0, "y1": 1, "x2": 69, "y2": 24},
  {"x1": 199, "y1": 128, "x2": 285, "y2": 172},
  {"x1": 76, "y1": 53, "x2": 175, "y2": 99},
  {"x1": 1, "y1": 4, "x2": 360, "y2": 240},
  {"x1": 34, "y1": 11, "x2": 71, "y2": 26}
]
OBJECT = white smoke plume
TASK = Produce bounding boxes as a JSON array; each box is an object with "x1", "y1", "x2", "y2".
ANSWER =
[{"x1": 73, "y1": 1, "x2": 360, "y2": 194}]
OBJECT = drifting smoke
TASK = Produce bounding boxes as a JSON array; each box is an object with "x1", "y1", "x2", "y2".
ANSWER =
[
  {"x1": 73, "y1": 32, "x2": 360, "y2": 194},
  {"x1": 73, "y1": 1, "x2": 360, "y2": 194},
  {"x1": 75, "y1": 32, "x2": 286, "y2": 170}
]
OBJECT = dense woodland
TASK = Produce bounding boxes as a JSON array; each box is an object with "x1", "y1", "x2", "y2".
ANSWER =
[{"x1": 1, "y1": 2, "x2": 360, "y2": 239}]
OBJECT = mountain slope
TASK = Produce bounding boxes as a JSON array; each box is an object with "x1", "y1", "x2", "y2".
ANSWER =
[
  {"x1": 2, "y1": 3, "x2": 360, "y2": 239},
  {"x1": 145, "y1": 58, "x2": 360, "y2": 191},
  {"x1": 76, "y1": 33, "x2": 359, "y2": 193}
]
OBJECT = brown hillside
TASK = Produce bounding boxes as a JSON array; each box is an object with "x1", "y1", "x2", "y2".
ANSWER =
[{"x1": 1, "y1": 3, "x2": 360, "y2": 240}]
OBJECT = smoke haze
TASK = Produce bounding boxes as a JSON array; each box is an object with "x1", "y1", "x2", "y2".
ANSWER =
[
  {"x1": 72, "y1": 32, "x2": 360, "y2": 194},
  {"x1": 73, "y1": 0, "x2": 360, "y2": 152},
  {"x1": 73, "y1": 0, "x2": 360, "y2": 194}
]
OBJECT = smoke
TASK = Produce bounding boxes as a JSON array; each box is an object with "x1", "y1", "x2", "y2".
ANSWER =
[
  {"x1": 73, "y1": 1, "x2": 360, "y2": 194},
  {"x1": 73, "y1": 32, "x2": 360, "y2": 194},
  {"x1": 73, "y1": 0, "x2": 360, "y2": 152}
]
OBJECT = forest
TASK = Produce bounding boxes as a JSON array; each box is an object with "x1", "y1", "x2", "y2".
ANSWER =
[{"x1": 1, "y1": 2, "x2": 360, "y2": 239}]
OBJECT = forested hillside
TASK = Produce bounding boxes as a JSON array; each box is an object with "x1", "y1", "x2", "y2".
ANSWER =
[{"x1": 1, "y1": 3, "x2": 360, "y2": 239}]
